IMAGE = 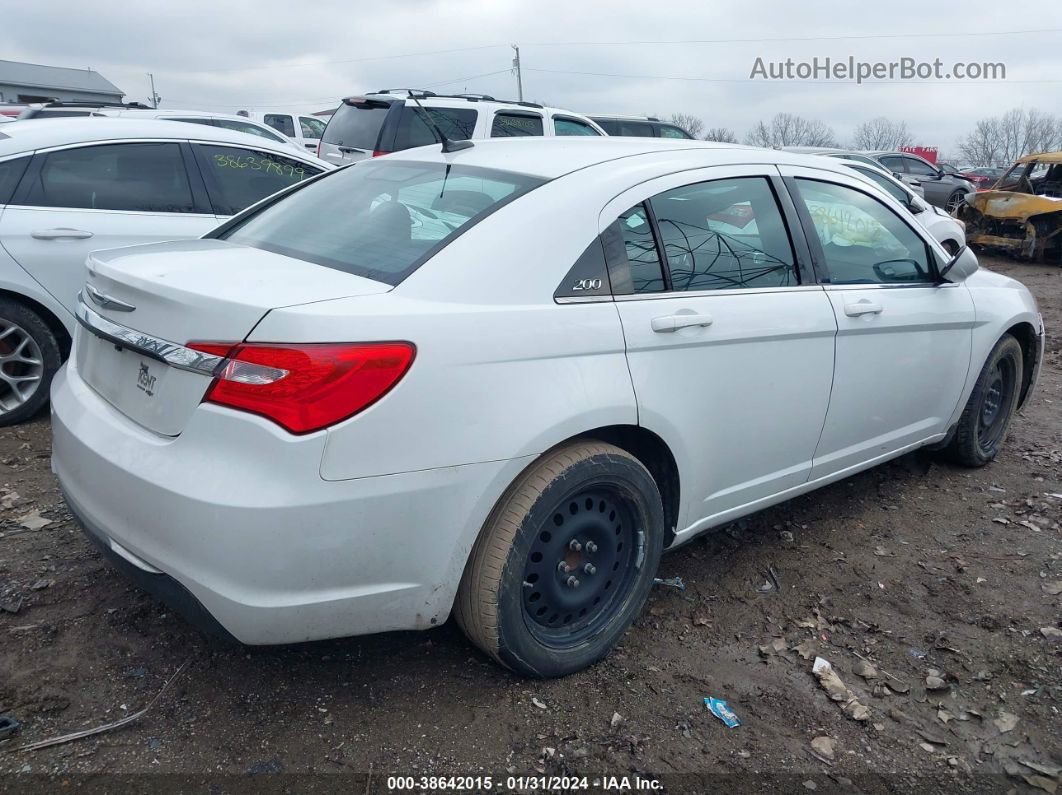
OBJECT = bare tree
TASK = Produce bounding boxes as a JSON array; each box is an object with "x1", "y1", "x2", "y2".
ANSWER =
[
  {"x1": 703, "y1": 126, "x2": 738, "y2": 143},
  {"x1": 958, "y1": 107, "x2": 1060, "y2": 166},
  {"x1": 669, "y1": 113, "x2": 705, "y2": 139},
  {"x1": 852, "y1": 117, "x2": 914, "y2": 150},
  {"x1": 744, "y1": 113, "x2": 836, "y2": 148}
]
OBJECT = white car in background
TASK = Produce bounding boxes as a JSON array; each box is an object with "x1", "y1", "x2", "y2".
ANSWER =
[
  {"x1": 235, "y1": 109, "x2": 327, "y2": 155},
  {"x1": 51, "y1": 138, "x2": 1042, "y2": 678},
  {"x1": 838, "y1": 159, "x2": 966, "y2": 254},
  {"x1": 0, "y1": 118, "x2": 329, "y2": 423}
]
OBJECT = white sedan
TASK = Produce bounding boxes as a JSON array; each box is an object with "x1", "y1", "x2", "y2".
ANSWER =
[
  {"x1": 0, "y1": 118, "x2": 330, "y2": 424},
  {"x1": 51, "y1": 138, "x2": 1044, "y2": 677}
]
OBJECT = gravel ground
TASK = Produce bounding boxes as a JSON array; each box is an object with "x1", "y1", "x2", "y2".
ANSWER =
[{"x1": 0, "y1": 254, "x2": 1059, "y2": 793}]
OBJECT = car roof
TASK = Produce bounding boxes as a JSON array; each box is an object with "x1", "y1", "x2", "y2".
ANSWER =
[
  {"x1": 375, "y1": 137, "x2": 858, "y2": 180},
  {"x1": 360, "y1": 91, "x2": 593, "y2": 118},
  {"x1": 0, "y1": 117, "x2": 322, "y2": 160},
  {"x1": 833, "y1": 158, "x2": 913, "y2": 190},
  {"x1": 1016, "y1": 150, "x2": 1062, "y2": 164}
]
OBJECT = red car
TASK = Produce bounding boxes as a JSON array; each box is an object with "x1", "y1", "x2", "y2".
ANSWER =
[{"x1": 960, "y1": 167, "x2": 1006, "y2": 190}]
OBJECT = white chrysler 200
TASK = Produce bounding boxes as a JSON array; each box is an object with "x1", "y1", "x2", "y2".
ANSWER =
[{"x1": 52, "y1": 138, "x2": 1043, "y2": 677}]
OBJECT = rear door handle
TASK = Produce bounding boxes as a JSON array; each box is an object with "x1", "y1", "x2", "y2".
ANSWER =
[
  {"x1": 651, "y1": 313, "x2": 714, "y2": 333},
  {"x1": 844, "y1": 301, "x2": 883, "y2": 317},
  {"x1": 31, "y1": 228, "x2": 94, "y2": 240}
]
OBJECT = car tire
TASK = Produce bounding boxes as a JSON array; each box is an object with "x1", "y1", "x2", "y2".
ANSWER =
[
  {"x1": 944, "y1": 191, "x2": 965, "y2": 214},
  {"x1": 455, "y1": 440, "x2": 665, "y2": 678},
  {"x1": 0, "y1": 298, "x2": 61, "y2": 427},
  {"x1": 944, "y1": 334, "x2": 1023, "y2": 467}
]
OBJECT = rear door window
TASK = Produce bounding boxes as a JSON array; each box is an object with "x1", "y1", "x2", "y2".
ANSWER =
[
  {"x1": 28, "y1": 143, "x2": 196, "y2": 212},
  {"x1": 194, "y1": 145, "x2": 322, "y2": 216},
  {"x1": 658, "y1": 124, "x2": 693, "y2": 139},
  {"x1": 393, "y1": 107, "x2": 478, "y2": 150},
  {"x1": 219, "y1": 161, "x2": 543, "y2": 285},
  {"x1": 300, "y1": 116, "x2": 326, "y2": 138},
  {"x1": 650, "y1": 177, "x2": 798, "y2": 290},
  {"x1": 554, "y1": 117, "x2": 600, "y2": 136},
  {"x1": 904, "y1": 157, "x2": 938, "y2": 177},
  {"x1": 264, "y1": 114, "x2": 296, "y2": 137},
  {"x1": 213, "y1": 118, "x2": 289, "y2": 144},
  {"x1": 491, "y1": 112, "x2": 544, "y2": 137}
]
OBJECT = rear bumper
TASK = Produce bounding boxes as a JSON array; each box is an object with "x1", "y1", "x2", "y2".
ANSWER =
[{"x1": 51, "y1": 359, "x2": 527, "y2": 644}]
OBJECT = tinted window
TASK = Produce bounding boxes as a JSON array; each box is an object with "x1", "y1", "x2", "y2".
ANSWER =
[
  {"x1": 322, "y1": 101, "x2": 392, "y2": 149},
  {"x1": 32, "y1": 143, "x2": 195, "y2": 212},
  {"x1": 658, "y1": 124, "x2": 693, "y2": 139},
  {"x1": 214, "y1": 118, "x2": 288, "y2": 143},
  {"x1": 878, "y1": 155, "x2": 905, "y2": 172},
  {"x1": 850, "y1": 166, "x2": 911, "y2": 205},
  {"x1": 795, "y1": 179, "x2": 932, "y2": 284},
  {"x1": 166, "y1": 117, "x2": 215, "y2": 128},
  {"x1": 264, "y1": 114, "x2": 296, "y2": 137},
  {"x1": 197, "y1": 145, "x2": 320, "y2": 216},
  {"x1": 300, "y1": 116, "x2": 325, "y2": 138},
  {"x1": 491, "y1": 113, "x2": 544, "y2": 137},
  {"x1": 607, "y1": 204, "x2": 665, "y2": 294},
  {"x1": 592, "y1": 119, "x2": 620, "y2": 135},
  {"x1": 394, "y1": 107, "x2": 477, "y2": 150},
  {"x1": 904, "y1": 157, "x2": 938, "y2": 177},
  {"x1": 33, "y1": 109, "x2": 97, "y2": 118},
  {"x1": 220, "y1": 161, "x2": 543, "y2": 285},
  {"x1": 650, "y1": 177, "x2": 797, "y2": 291},
  {"x1": 554, "y1": 117, "x2": 599, "y2": 136},
  {"x1": 0, "y1": 156, "x2": 30, "y2": 204}
]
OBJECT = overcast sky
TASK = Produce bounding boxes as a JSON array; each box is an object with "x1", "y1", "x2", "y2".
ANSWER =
[{"x1": 3, "y1": 0, "x2": 1061, "y2": 154}]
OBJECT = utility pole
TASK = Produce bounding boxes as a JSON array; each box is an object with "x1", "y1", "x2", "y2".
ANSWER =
[
  {"x1": 511, "y1": 45, "x2": 523, "y2": 101},
  {"x1": 147, "y1": 73, "x2": 160, "y2": 108}
]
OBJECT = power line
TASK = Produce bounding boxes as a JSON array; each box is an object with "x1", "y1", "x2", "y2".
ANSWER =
[
  {"x1": 525, "y1": 67, "x2": 1062, "y2": 85},
  {"x1": 521, "y1": 28, "x2": 1062, "y2": 46}
]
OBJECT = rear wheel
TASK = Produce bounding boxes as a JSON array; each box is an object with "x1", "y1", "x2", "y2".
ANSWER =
[
  {"x1": 944, "y1": 191, "x2": 965, "y2": 214},
  {"x1": 455, "y1": 441, "x2": 664, "y2": 678},
  {"x1": 944, "y1": 335, "x2": 1023, "y2": 466},
  {"x1": 0, "y1": 299, "x2": 60, "y2": 426}
]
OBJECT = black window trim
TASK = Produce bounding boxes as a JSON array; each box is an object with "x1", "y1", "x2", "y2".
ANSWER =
[
  {"x1": 784, "y1": 175, "x2": 942, "y2": 287},
  {"x1": 12, "y1": 139, "x2": 211, "y2": 215}
]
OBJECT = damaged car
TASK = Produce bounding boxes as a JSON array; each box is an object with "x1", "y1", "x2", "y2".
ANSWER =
[{"x1": 958, "y1": 151, "x2": 1062, "y2": 263}]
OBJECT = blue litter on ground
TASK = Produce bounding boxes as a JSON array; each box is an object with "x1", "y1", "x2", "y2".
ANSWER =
[{"x1": 704, "y1": 697, "x2": 740, "y2": 728}]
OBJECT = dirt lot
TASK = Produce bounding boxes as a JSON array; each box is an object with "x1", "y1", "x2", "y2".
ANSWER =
[{"x1": 0, "y1": 254, "x2": 1059, "y2": 793}]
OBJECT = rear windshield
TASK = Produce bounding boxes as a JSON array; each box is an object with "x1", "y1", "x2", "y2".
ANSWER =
[
  {"x1": 393, "y1": 107, "x2": 478, "y2": 150},
  {"x1": 219, "y1": 161, "x2": 544, "y2": 285},
  {"x1": 322, "y1": 101, "x2": 393, "y2": 149}
]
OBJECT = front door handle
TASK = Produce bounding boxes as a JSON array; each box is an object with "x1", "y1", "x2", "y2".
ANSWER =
[
  {"x1": 844, "y1": 301, "x2": 883, "y2": 317},
  {"x1": 31, "y1": 228, "x2": 94, "y2": 240},
  {"x1": 651, "y1": 313, "x2": 714, "y2": 333}
]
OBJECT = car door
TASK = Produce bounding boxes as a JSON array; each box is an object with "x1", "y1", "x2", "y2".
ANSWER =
[
  {"x1": 0, "y1": 141, "x2": 214, "y2": 313},
  {"x1": 780, "y1": 165, "x2": 975, "y2": 480},
  {"x1": 605, "y1": 166, "x2": 837, "y2": 532},
  {"x1": 902, "y1": 155, "x2": 949, "y2": 207},
  {"x1": 190, "y1": 143, "x2": 323, "y2": 219},
  {"x1": 298, "y1": 115, "x2": 326, "y2": 153}
]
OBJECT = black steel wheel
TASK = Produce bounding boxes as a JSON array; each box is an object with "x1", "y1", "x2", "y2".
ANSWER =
[
  {"x1": 944, "y1": 334, "x2": 1024, "y2": 467},
  {"x1": 455, "y1": 441, "x2": 664, "y2": 678}
]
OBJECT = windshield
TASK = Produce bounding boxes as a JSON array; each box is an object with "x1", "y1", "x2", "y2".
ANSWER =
[{"x1": 219, "y1": 160, "x2": 544, "y2": 285}]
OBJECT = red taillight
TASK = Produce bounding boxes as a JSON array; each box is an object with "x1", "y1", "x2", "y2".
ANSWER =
[
  {"x1": 372, "y1": 150, "x2": 390, "y2": 157},
  {"x1": 187, "y1": 341, "x2": 415, "y2": 434}
]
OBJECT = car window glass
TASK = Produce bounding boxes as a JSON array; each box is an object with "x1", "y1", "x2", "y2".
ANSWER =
[
  {"x1": 650, "y1": 177, "x2": 797, "y2": 291},
  {"x1": 610, "y1": 204, "x2": 666, "y2": 293},
  {"x1": 619, "y1": 121, "x2": 655, "y2": 137},
  {"x1": 32, "y1": 143, "x2": 195, "y2": 212},
  {"x1": 394, "y1": 107, "x2": 477, "y2": 149},
  {"x1": 658, "y1": 124, "x2": 692, "y2": 139},
  {"x1": 554, "y1": 117, "x2": 599, "y2": 136},
  {"x1": 165, "y1": 117, "x2": 215, "y2": 127},
  {"x1": 0, "y1": 156, "x2": 30, "y2": 204},
  {"x1": 879, "y1": 155, "x2": 905, "y2": 171},
  {"x1": 851, "y1": 166, "x2": 910, "y2": 205},
  {"x1": 322, "y1": 102, "x2": 391, "y2": 149},
  {"x1": 592, "y1": 119, "x2": 619, "y2": 135},
  {"x1": 220, "y1": 161, "x2": 543, "y2": 286},
  {"x1": 300, "y1": 116, "x2": 326, "y2": 138},
  {"x1": 796, "y1": 179, "x2": 932, "y2": 285},
  {"x1": 215, "y1": 119, "x2": 287, "y2": 142},
  {"x1": 264, "y1": 114, "x2": 296, "y2": 137},
  {"x1": 492, "y1": 113, "x2": 544, "y2": 137},
  {"x1": 904, "y1": 157, "x2": 938, "y2": 177},
  {"x1": 198, "y1": 145, "x2": 320, "y2": 216},
  {"x1": 996, "y1": 162, "x2": 1030, "y2": 191}
]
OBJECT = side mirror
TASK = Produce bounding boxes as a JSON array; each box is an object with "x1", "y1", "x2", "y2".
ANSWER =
[
  {"x1": 892, "y1": 171, "x2": 904, "y2": 181},
  {"x1": 907, "y1": 199, "x2": 925, "y2": 214},
  {"x1": 939, "y1": 245, "x2": 977, "y2": 282}
]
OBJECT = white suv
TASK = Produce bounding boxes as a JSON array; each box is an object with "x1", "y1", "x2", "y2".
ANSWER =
[
  {"x1": 0, "y1": 118, "x2": 329, "y2": 424},
  {"x1": 318, "y1": 90, "x2": 606, "y2": 165}
]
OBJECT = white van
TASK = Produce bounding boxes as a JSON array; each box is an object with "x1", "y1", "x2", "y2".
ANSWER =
[{"x1": 237, "y1": 110, "x2": 328, "y2": 155}]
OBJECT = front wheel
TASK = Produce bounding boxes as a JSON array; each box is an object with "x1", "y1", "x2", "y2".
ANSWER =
[
  {"x1": 944, "y1": 191, "x2": 965, "y2": 214},
  {"x1": 455, "y1": 441, "x2": 664, "y2": 678},
  {"x1": 944, "y1": 335, "x2": 1023, "y2": 467}
]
